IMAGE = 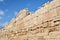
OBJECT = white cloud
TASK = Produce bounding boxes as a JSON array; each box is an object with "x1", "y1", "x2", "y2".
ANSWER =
[
  {"x1": 0, "y1": 0, "x2": 4, "y2": 2},
  {"x1": 0, "y1": 10, "x2": 4, "y2": 16},
  {"x1": 0, "y1": 17, "x2": 2, "y2": 20},
  {"x1": 0, "y1": 10, "x2": 5, "y2": 20},
  {"x1": 3, "y1": 22, "x2": 8, "y2": 26},
  {"x1": 14, "y1": 11, "x2": 18, "y2": 16},
  {"x1": 0, "y1": 22, "x2": 9, "y2": 29},
  {"x1": 0, "y1": 23, "x2": 3, "y2": 29}
]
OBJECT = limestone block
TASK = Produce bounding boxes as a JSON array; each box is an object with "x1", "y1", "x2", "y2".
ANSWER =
[
  {"x1": 31, "y1": 14, "x2": 37, "y2": 18},
  {"x1": 24, "y1": 19, "x2": 33, "y2": 27},
  {"x1": 56, "y1": 7, "x2": 60, "y2": 16},
  {"x1": 32, "y1": 17, "x2": 38, "y2": 25},
  {"x1": 49, "y1": 31, "x2": 60, "y2": 35},
  {"x1": 23, "y1": 15, "x2": 32, "y2": 22},
  {"x1": 37, "y1": 16, "x2": 43, "y2": 24},
  {"x1": 45, "y1": 31, "x2": 60, "y2": 40},
  {"x1": 17, "y1": 8, "x2": 28, "y2": 18},
  {"x1": 41, "y1": 22, "x2": 48, "y2": 28},
  {"x1": 28, "y1": 35, "x2": 46, "y2": 40},
  {"x1": 55, "y1": 25, "x2": 60, "y2": 31}
]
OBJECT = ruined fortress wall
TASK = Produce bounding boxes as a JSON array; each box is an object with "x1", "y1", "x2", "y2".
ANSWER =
[{"x1": 0, "y1": 0, "x2": 60, "y2": 40}]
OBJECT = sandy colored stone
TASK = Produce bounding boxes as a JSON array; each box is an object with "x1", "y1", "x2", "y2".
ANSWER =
[{"x1": 0, "y1": 0, "x2": 60, "y2": 40}]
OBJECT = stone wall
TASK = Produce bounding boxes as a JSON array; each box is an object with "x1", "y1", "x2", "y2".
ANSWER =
[{"x1": 0, "y1": 0, "x2": 60, "y2": 40}]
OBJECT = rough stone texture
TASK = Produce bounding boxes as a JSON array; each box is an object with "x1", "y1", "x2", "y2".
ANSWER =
[{"x1": 0, "y1": 0, "x2": 60, "y2": 40}]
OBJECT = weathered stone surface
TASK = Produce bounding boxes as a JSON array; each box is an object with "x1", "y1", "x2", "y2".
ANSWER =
[{"x1": 0, "y1": 0, "x2": 60, "y2": 40}]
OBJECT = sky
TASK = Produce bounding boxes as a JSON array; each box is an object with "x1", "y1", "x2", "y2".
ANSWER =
[{"x1": 0, "y1": 0, "x2": 52, "y2": 29}]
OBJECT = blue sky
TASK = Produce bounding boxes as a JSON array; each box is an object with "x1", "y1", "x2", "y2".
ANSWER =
[{"x1": 0, "y1": 0, "x2": 52, "y2": 29}]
